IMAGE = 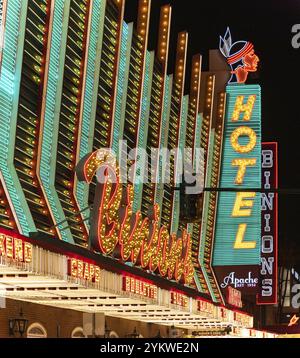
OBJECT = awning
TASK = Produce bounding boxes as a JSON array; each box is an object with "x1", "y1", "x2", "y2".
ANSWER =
[{"x1": 0, "y1": 229, "x2": 254, "y2": 331}]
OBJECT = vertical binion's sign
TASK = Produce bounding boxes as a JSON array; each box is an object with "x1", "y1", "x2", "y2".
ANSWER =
[
  {"x1": 257, "y1": 142, "x2": 278, "y2": 304},
  {"x1": 213, "y1": 84, "x2": 261, "y2": 294}
]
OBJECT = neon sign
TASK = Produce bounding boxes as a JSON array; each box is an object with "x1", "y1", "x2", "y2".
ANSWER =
[
  {"x1": 197, "y1": 299, "x2": 214, "y2": 316},
  {"x1": 233, "y1": 311, "x2": 253, "y2": 327},
  {"x1": 213, "y1": 85, "x2": 261, "y2": 276},
  {"x1": 219, "y1": 27, "x2": 259, "y2": 84},
  {"x1": 0, "y1": 233, "x2": 32, "y2": 263},
  {"x1": 218, "y1": 306, "x2": 229, "y2": 321},
  {"x1": 257, "y1": 143, "x2": 278, "y2": 305},
  {"x1": 76, "y1": 150, "x2": 194, "y2": 285},
  {"x1": 288, "y1": 315, "x2": 300, "y2": 327},
  {"x1": 68, "y1": 258, "x2": 101, "y2": 283},
  {"x1": 170, "y1": 291, "x2": 189, "y2": 308},
  {"x1": 227, "y1": 286, "x2": 242, "y2": 308},
  {"x1": 221, "y1": 271, "x2": 258, "y2": 289},
  {"x1": 122, "y1": 276, "x2": 158, "y2": 299}
]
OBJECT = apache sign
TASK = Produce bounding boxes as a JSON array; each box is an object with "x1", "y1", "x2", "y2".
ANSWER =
[{"x1": 215, "y1": 267, "x2": 259, "y2": 295}]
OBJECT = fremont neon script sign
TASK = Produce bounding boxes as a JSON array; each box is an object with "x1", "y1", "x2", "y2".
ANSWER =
[{"x1": 76, "y1": 150, "x2": 194, "y2": 285}]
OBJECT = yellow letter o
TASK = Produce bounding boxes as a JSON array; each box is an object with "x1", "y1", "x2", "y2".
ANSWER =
[{"x1": 231, "y1": 126, "x2": 257, "y2": 153}]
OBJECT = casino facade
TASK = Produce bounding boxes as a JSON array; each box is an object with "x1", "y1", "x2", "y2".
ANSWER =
[{"x1": 0, "y1": 0, "x2": 278, "y2": 338}]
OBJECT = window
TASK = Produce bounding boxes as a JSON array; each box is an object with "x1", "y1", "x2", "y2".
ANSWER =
[
  {"x1": 27, "y1": 323, "x2": 47, "y2": 338},
  {"x1": 71, "y1": 327, "x2": 85, "y2": 338},
  {"x1": 109, "y1": 331, "x2": 119, "y2": 338}
]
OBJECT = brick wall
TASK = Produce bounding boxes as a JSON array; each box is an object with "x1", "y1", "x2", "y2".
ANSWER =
[
  {"x1": 0, "y1": 298, "x2": 179, "y2": 338},
  {"x1": 0, "y1": 298, "x2": 83, "y2": 338}
]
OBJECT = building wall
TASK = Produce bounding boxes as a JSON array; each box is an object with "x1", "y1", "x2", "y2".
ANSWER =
[
  {"x1": 0, "y1": 298, "x2": 83, "y2": 338},
  {"x1": 106, "y1": 316, "x2": 171, "y2": 338},
  {"x1": 0, "y1": 298, "x2": 177, "y2": 338}
]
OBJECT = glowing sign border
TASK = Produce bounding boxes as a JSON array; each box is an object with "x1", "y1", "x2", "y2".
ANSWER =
[
  {"x1": 257, "y1": 142, "x2": 278, "y2": 305},
  {"x1": 213, "y1": 84, "x2": 262, "y2": 267}
]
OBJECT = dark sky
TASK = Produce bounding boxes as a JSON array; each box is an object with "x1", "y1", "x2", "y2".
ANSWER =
[{"x1": 125, "y1": 0, "x2": 300, "y2": 266}]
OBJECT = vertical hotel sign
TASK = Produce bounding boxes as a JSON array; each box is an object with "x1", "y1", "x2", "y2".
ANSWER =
[
  {"x1": 213, "y1": 84, "x2": 261, "y2": 294},
  {"x1": 257, "y1": 143, "x2": 278, "y2": 304}
]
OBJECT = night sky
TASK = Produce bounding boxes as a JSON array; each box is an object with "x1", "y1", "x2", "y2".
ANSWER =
[{"x1": 125, "y1": 0, "x2": 300, "y2": 268}]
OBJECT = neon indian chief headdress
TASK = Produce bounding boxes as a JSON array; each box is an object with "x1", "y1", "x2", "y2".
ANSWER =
[{"x1": 219, "y1": 27, "x2": 259, "y2": 84}]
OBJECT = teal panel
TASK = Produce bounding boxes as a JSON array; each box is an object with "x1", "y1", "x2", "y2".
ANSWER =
[
  {"x1": 76, "y1": 0, "x2": 105, "y2": 224},
  {"x1": 200, "y1": 129, "x2": 215, "y2": 263},
  {"x1": 155, "y1": 75, "x2": 172, "y2": 217},
  {"x1": 200, "y1": 130, "x2": 218, "y2": 301},
  {"x1": 0, "y1": 0, "x2": 35, "y2": 234},
  {"x1": 133, "y1": 51, "x2": 154, "y2": 212},
  {"x1": 191, "y1": 113, "x2": 205, "y2": 293},
  {"x1": 39, "y1": 0, "x2": 73, "y2": 242},
  {"x1": 193, "y1": 113, "x2": 203, "y2": 171},
  {"x1": 213, "y1": 84, "x2": 261, "y2": 266},
  {"x1": 171, "y1": 95, "x2": 188, "y2": 234},
  {"x1": 112, "y1": 22, "x2": 132, "y2": 156}
]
